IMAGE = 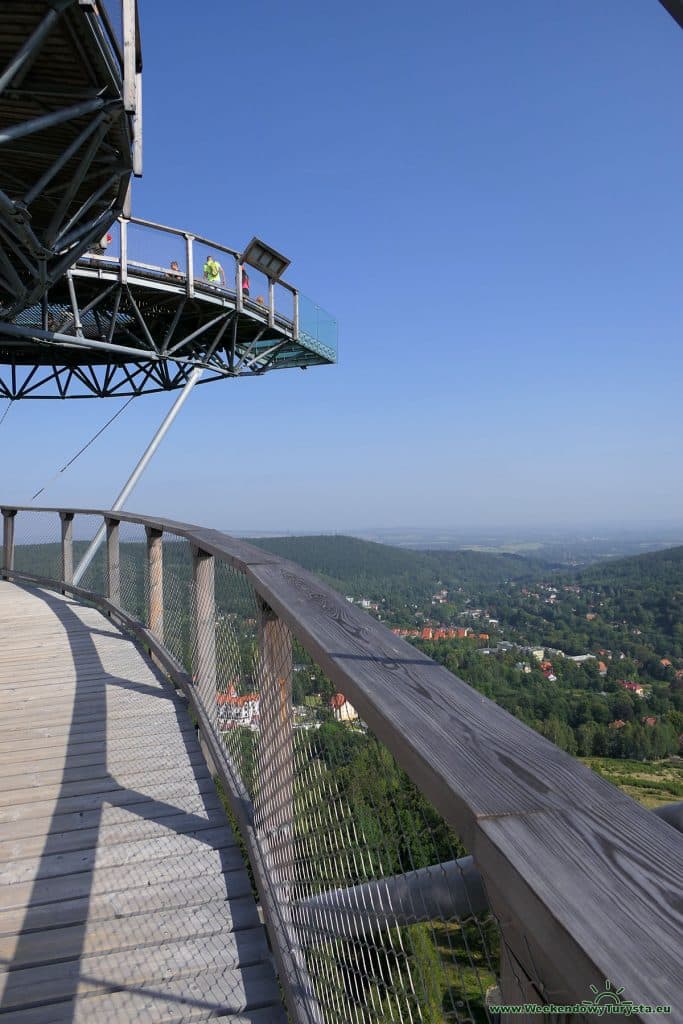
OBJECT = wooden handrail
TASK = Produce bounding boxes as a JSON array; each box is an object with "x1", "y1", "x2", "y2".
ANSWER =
[{"x1": 1, "y1": 504, "x2": 681, "y2": 1019}]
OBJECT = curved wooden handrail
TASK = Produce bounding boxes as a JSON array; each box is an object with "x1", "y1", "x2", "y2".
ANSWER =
[{"x1": 1, "y1": 504, "x2": 681, "y2": 1020}]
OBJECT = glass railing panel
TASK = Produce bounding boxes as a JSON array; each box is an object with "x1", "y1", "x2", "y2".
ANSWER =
[{"x1": 298, "y1": 293, "x2": 338, "y2": 361}]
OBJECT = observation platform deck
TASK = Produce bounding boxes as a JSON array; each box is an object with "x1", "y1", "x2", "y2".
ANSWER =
[
  {"x1": 0, "y1": 216, "x2": 337, "y2": 399},
  {"x1": 0, "y1": 581, "x2": 284, "y2": 1023}
]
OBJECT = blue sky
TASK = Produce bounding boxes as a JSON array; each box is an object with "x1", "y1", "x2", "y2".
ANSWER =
[{"x1": 3, "y1": 0, "x2": 683, "y2": 532}]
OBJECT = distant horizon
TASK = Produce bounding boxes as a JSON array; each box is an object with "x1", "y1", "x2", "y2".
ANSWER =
[{"x1": 231, "y1": 521, "x2": 683, "y2": 539}]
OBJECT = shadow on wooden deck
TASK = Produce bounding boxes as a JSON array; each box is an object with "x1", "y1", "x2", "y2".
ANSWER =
[{"x1": 0, "y1": 583, "x2": 284, "y2": 1023}]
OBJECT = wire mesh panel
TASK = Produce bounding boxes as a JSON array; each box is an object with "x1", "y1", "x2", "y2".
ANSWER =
[
  {"x1": 73, "y1": 514, "x2": 108, "y2": 594},
  {"x1": 10, "y1": 510, "x2": 61, "y2": 579},
  {"x1": 118, "y1": 520, "x2": 148, "y2": 623},
  {"x1": 161, "y1": 534, "x2": 193, "y2": 670},
  {"x1": 281, "y1": 659, "x2": 499, "y2": 1024},
  {"x1": 200, "y1": 559, "x2": 261, "y2": 793}
]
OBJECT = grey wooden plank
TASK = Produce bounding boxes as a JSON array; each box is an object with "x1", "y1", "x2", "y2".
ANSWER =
[
  {"x1": 6, "y1": 965, "x2": 283, "y2": 1023},
  {"x1": 0, "y1": 731, "x2": 199, "y2": 769},
  {"x1": 0, "y1": 772, "x2": 220, "y2": 826},
  {"x1": 0, "y1": 716, "x2": 197, "y2": 761},
  {"x1": 0, "y1": 801, "x2": 226, "y2": 860},
  {"x1": 0, "y1": 788, "x2": 223, "y2": 844},
  {"x1": 0, "y1": 929, "x2": 270, "y2": 1011},
  {"x1": 477, "y1": 806, "x2": 683, "y2": 1017},
  {"x1": 0, "y1": 825, "x2": 236, "y2": 886},
  {"x1": 0, "y1": 758, "x2": 213, "y2": 810},
  {"x1": 0, "y1": 841, "x2": 247, "y2": 910},
  {"x1": 0, "y1": 704, "x2": 191, "y2": 740},
  {"x1": 0, "y1": 671, "x2": 172, "y2": 699},
  {"x1": 0, "y1": 680, "x2": 180, "y2": 709},
  {"x1": 0, "y1": 807, "x2": 228, "y2": 863},
  {"x1": 0, "y1": 744, "x2": 209, "y2": 795},
  {"x1": 0, "y1": 900, "x2": 261, "y2": 970},
  {"x1": 0, "y1": 873, "x2": 254, "y2": 938}
]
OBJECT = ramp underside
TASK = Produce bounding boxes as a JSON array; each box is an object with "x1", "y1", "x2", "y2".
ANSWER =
[
  {"x1": 0, "y1": 265, "x2": 334, "y2": 397},
  {"x1": 0, "y1": 582, "x2": 285, "y2": 1023},
  {"x1": 0, "y1": 1, "x2": 133, "y2": 317}
]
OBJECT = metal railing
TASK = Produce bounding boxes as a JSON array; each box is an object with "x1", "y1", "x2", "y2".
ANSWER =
[
  {"x1": 1, "y1": 505, "x2": 681, "y2": 1024},
  {"x1": 77, "y1": 216, "x2": 337, "y2": 362}
]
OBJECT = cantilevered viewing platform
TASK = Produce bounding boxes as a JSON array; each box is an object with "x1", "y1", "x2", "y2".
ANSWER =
[
  {"x1": 0, "y1": 582, "x2": 284, "y2": 1023},
  {"x1": 0, "y1": 216, "x2": 337, "y2": 399}
]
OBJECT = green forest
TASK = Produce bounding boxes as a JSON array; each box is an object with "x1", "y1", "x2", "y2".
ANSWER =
[{"x1": 248, "y1": 536, "x2": 683, "y2": 765}]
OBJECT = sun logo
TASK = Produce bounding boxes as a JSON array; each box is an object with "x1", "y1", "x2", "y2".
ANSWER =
[{"x1": 586, "y1": 980, "x2": 628, "y2": 1006}]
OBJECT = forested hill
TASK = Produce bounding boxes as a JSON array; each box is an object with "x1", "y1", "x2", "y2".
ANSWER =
[
  {"x1": 578, "y1": 544, "x2": 683, "y2": 589},
  {"x1": 572, "y1": 545, "x2": 683, "y2": 655},
  {"x1": 245, "y1": 534, "x2": 543, "y2": 605},
  {"x1": 477, "y1": 543, "x2": 683, "y2": 662}
]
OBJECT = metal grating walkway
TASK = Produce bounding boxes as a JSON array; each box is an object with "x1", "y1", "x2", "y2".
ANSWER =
[{"x1": 0, "y1": 582, "x2": 285, "y2": 1023}]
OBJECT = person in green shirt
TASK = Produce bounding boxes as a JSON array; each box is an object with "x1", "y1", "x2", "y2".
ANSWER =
[{"x1": 203, "y1": 255, "x2": 225, "y2": 286}]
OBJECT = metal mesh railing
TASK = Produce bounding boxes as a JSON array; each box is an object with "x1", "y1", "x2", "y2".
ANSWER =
[
  {"x1": 10, "y1": 510, "x2": 61, "y2": 580},
  {"x1": 0, "y1": 507, "x2": 501, "y2": 1023}
]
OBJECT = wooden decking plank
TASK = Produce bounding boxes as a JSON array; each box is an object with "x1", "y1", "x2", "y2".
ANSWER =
[
  {"x1": 0, "y1": 929, "x2": 270, "y2": 1010},
  {"x1": 0, "y1": 716, "x2": 197, "y2": 760},
  {"x1": 0, "y1": 682, "x2": 181, "y2": 711},
  {"x1": 0, "y1": 759, "x2": 213, "y2": 809},
  {"x1": 0, "y1": 808, "x2": 229, "y2": 863},
  {"x1": 0, "y1": 789, "x2": 223, "y2": 843},
  {"x1": 0, "y1": 678, "x2": 176, "y2": 706},
  {"x1": 0, "y1": 901, "x2": 262, "y2": 971},
  {"x1": 0, "y1": 875, "x2": 255, "y2": 939},
  {"x1": 0, "y1": 701, "x2": 191, "y2": 736},
  {"x1": 0, "y1": 773, "x2": 220, "y2": 826},
  {"x1": 0, "y1": 839, "x2": 246, "y2": 910},
  {"x1": 0, "y1": 825, "x2": 236, "y2": 886},
  {"x1": 0, "y1": 745, "x2": 208, "y2": 794},
  {"x1": 6, "y1": 966, "x2": 283, "y2": 1023},
  {"x1": 0, "y1": 730, "x2": 199, "y2": 769}
]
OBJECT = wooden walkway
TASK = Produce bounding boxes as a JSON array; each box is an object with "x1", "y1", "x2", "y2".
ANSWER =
[{"x1": 0, "y1": 582, "x2": 285, "y2": 1023}]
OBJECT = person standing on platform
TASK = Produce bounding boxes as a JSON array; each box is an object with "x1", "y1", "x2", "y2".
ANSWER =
[
  {"x1": 241, "y1": 263, "x2": 250, "y2": 300},
  {"x1": 203, "y1": 254, "x2": 225, "y2": 286},
  {"x1": 93, "y1": 231, "x2": 112, "y2": 256}
]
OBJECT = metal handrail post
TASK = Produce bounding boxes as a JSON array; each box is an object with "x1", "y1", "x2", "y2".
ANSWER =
[
  {"x1": 119, "y1": 217, "x2": 128, "y2": 284},
  {"x1": 268, "y1": 278, "x2": 275, "y2": 328},
  {"x1": 292, "y1": 290, "x2": 299, "y2": 339},
  {"x1": 185, "y1": 234, "x2": 195, "y2": 297}
]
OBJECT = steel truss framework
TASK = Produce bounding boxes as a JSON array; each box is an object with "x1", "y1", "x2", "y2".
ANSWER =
[
  {"x1": 0, "y1": 0, "x2": 139, "y2": 318},
  {"x1": 0, "y1": 260, "x2": 336, "y2": 398}
]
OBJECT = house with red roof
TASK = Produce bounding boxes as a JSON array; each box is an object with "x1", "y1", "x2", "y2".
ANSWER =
[
  {"x1": 617, "y1": 680, "x2": 644, "y2": 697},
  {"x1": 217, "y1": 689, "x2": 259, "y2": 728},
  {"x1": 330, "y1": 693, "x2": 358, "y2": 722}
]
